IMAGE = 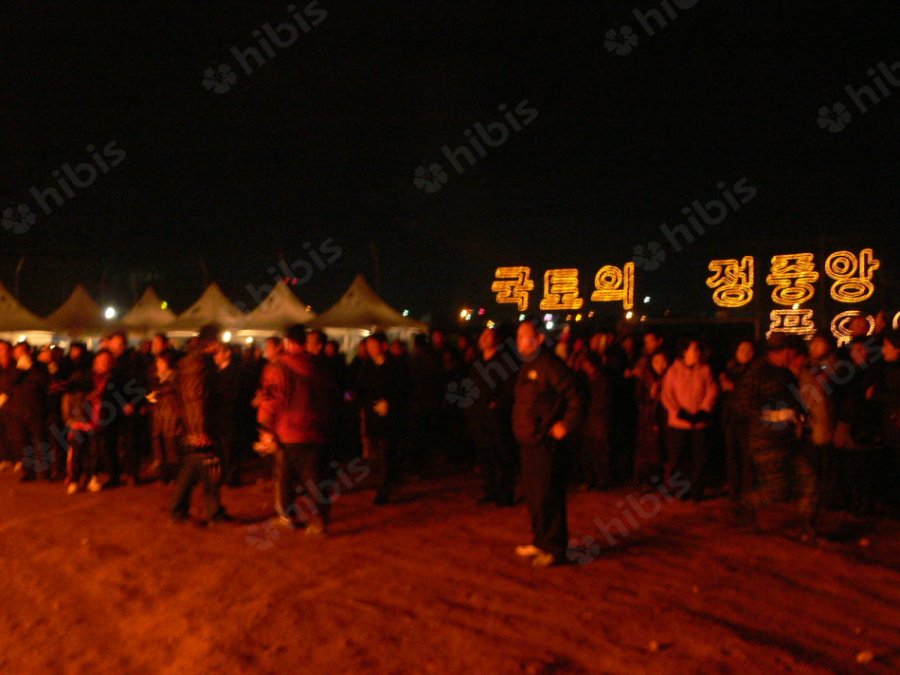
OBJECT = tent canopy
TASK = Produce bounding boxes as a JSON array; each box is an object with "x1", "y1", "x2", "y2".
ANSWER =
[
  {"x1": 308, "y1": 274, "x2": 426, "y2": 331},
  {"x1": 119, "y1": 287, "x2": 176, "y2": 335},
  {"x1": 167, "y1": 282, "x2": 245, "y2": 333},
  {"x1": 45, "y1": 285, "x2": 108, "y2": 336},
  {"x1": 0, "y1": 282, "x2": 52, "y2": 332},
  {"x1": 238, "y1": 280, "x2": 315, "y2": 334}
]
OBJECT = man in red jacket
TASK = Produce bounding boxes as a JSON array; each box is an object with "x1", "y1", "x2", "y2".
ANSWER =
[{"x1": 257, "y1": 324, "x2": 335, "y2": 533}]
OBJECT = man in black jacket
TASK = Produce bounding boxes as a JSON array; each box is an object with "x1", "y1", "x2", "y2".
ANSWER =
[
  {"x1": 8, "y1": 342, "x2": 50, "y2": 481},
  {"x1": 512, "y1": 320, "x2": 582, "y2": 567},
  {"x1": 357, "y1": 332, "x2": 408, "y2": 505},
  {"x1": 465, "y1": 327, "x2": 517, "y2": 506},
  {"x1": 171, "y1": 325, "x2": 232, "y2": 524}
]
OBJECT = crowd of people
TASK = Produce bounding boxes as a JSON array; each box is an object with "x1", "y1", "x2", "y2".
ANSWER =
[{"x1": 1, "y1": 313, "x2": 898, "y2": 566}]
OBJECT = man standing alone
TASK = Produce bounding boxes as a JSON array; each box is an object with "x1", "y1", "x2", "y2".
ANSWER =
[{"x1": 512, "y1": 320, "x2": 581, "y2": 567}]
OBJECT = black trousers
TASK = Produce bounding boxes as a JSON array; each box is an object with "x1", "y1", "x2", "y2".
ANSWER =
[
  {"x1": 725, "y1": 421, "x2": 751, "y2": 500},
  {"x1": 171, "y1": 450, "x2": 225, "y2": 520},
  {"x1": 665, "y1": 427, "x2": 709, "y2": 500},
  {"x1": 520, "y1": 439, "x2": 568, "y2": 560},
  {"x1": 275, "y1": 443, "x2": 328, "y2": 522},
  {"x1": 471, "y1": 421, "x2": 517, "y2": 503},
  {"x1": 369, "y1": 435, "x2": 401, "y2": 500},
  {"x1": 9, "y1": 414, "x2": 49, "y2": 478}
]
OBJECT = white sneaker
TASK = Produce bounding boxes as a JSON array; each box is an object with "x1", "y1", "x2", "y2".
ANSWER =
[
  {"x1": 515, "y1": 544, "x2": 542, "y2": 558},
  {"x1": 87, "y1": 476, "x2": 103, "y2": 493},
  {"x1": 66, "y1": 482, "x2": 79, "y2": 495},
  {"x1": 531, "y1": 551, "x2": 559, "y2": 568}
]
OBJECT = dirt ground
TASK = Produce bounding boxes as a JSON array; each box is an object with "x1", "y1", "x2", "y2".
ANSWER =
[{"x1": 1, "y1": 464, "x2": 898, "y2": 675}]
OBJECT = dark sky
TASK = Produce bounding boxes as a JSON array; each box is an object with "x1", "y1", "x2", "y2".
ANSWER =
[{"x1": 2, "y1": 1, "x2": 899, "y2": 326}]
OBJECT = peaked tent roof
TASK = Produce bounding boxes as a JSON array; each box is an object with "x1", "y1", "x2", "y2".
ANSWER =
[
  {"x1": 45, "y1": 285, "x2": 108, "y2": 335},
  {"x1": 119, "y1": 287, "x2": 176, "y2": 333},
  {"x1": 0, "y1": 282, "x2": 53, "y2": 332},
  {"x1": 240, "y1": 280, "x2": 315, "y2": 332},
  {"x1": 167, "y1": 282, "x2": 246, "y2": 332},
  {"x1": 307, "y1": 274, "x2": 427, "y2": 330}
]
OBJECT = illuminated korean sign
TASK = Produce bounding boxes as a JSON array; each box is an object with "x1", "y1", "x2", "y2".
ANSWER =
[
  {"x1": 707, "y1": 248, "x2": 882, "y2": 342},
  {"x1": 493, "y1": 262, "x2": 634, "y2": 313}
]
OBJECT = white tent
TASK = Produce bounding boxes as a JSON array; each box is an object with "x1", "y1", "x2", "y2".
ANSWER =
[
  {"x1": 45, "y1": 284, "x2": 110, "y2": 338},
  {"x1": 235, "y1": 280, "x2": 315, "y2": 340},
  {"x1": 166, "y1": 282, "x2": 246, "y2": 338},
  {"x1": 119, "y1": 287, "x2": 176, "y2": 337},
  {"x1": 0, "y1": 282, "x2": 54, "y2": 345},
  {"x1": 307, "y1": 274, "x2": 427, "y2": 352}
]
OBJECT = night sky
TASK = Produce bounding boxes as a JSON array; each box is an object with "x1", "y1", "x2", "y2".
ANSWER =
[{"x1": 2, "y1": 1, "x2": 899, "y2": 326}]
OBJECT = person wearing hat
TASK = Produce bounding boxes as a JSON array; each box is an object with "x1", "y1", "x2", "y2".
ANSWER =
[
  {"x1": 171, "y1": 324, "x2": 232, "y2": 525},
  {"x1": 731, "y1": 332, "x2": 816, "y2": 534}
]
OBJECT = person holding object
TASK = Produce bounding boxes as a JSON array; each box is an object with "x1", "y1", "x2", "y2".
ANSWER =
[
  {"x1": 660, "y1": 338, "x2": 718, "y2": 501},
  {"x1": 512, "y1": 319, "x2": 582, "y2": 568},
  {"x1": 256, "y1": 324, "x2": 334, "y2": 533}
]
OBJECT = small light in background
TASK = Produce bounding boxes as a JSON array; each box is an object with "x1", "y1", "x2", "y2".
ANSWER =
[
  {"x1": 160, "y1": 301, "x2": 169, "y2": 310},
  {"x1": 545, "y1": 320, "x2": 554, "y2": 330},
  {"x1": 792, "y1": 303, "x2": 800, "y2": 310},
  {"x1": 17, "y1": 335, "x2": 26, "y2": 343},
  {"x1": 245, "y1": 337, "x2": 254, "y2": 345},
  {"x1": 518, "y1": 313, "x2": 526, "y2": 321},
  {"x1": 543, "y1": 313, "x2": 553, "y2": 322},
  {"x1": 575, "y1": 313, "x2": 583, "y2": 322},
  {"x1": 104, "y1": 307, "x2": 117, "y2": 320},
  {"x1": 588, "y1": 311, "x2": 595, "y2": 318},
  {"x1": 402, "y1": 309, "x2": 409, "y2": 317},
  {"x1": 625, "y1": 311, "x2": 634, "y2": 320},
  {"x1": 643, "y1": 296, "x2": 651, "y2": 304},
  {"x1": 222, "y1": 331, "x2": 233, "y2": 342},
  {"x1": 477, "y1": 308, "x2": 486, "y2": 316},
  {"x1": 486, "y1": 320, "x2": 496, "y2": 329}
]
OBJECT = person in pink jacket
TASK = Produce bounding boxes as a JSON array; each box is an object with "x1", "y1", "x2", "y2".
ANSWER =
[{"x1": 661, "y1": 338, "x2": 718, "y2": 500}]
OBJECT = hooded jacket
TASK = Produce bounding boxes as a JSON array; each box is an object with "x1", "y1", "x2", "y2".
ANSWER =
[{"x1": 257, "y1": 350, "x2": 332, "y2": 445}]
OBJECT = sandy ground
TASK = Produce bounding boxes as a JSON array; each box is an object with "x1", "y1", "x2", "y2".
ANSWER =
[{"x1": 1, "y1": 464, "x2": 898, "y2": 675}]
